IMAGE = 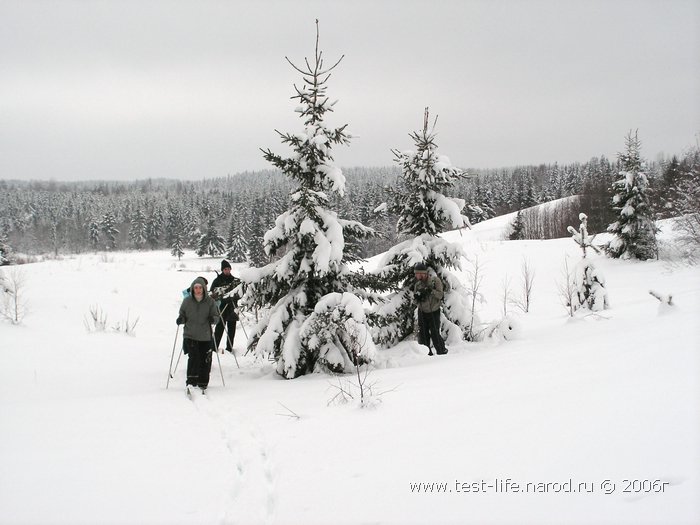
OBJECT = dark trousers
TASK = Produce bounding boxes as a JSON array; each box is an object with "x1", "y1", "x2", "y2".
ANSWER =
[
  {"x1": 417, "y1": 309, "x2": 447, "y2": 355},
  {"x1": 214, "y1": 311, "x2": 237, "y2": 352},
  {"x1": 184, "y1": 338, "x2": 212, "y2": 388}
]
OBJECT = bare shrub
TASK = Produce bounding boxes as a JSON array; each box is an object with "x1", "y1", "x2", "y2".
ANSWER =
[
  {"x1": 556, "y1": 257, "x2": 577, "y2": 317},
  {"x1": 464, "y1": 255, "x2": 485, "y2": 340},
  {"x1": 513, "y1": 256, "x2": 535, "y2": 313},
  {"x1": 1, "y1": 268, "x2": 28, "y2": 324},
  {"x1": 500, "y1": 274, "x2": 514, "y2": 316}
]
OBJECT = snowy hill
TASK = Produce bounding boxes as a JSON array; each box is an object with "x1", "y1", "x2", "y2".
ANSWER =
[{"x1": 1, "y1": 213, "x2": 699, "y2": 525}]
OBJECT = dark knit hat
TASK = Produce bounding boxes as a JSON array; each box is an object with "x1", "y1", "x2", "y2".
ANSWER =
[
  {"x1": 221, "y1": 259, "x2": 232, "y2": 271},
  {"x1": 414, "y1": 262, "x2": 428, "y2": 273}
]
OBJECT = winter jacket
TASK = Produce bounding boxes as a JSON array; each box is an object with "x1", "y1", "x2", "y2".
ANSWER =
[
  {"x1": 412, "y1": 271, "x2": 444, "y2": 313},
  {"x1": 178, "y1": 277, "x2": 218, "y2": 342},
  {"x1": 210, "y1": 273, "x2": 239, "y2": 318}
]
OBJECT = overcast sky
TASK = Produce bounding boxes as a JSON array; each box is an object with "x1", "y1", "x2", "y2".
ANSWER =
[{"x1": 2, "y1": 0, "x2": 699, "y2": 181}]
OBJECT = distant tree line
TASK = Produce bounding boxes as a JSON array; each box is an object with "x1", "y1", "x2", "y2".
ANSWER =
[{"x1": 0, "y1": 144, "x2": 697, "y2": 263}]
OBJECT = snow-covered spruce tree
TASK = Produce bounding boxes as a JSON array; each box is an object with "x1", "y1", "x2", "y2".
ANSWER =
[
  {"x1": 568, "y1": 212, "x2": 608, "y2": 312},
  {"x1": 509, "y1": 210, "x2": 525, "y2": 240},
  {"x1": 0, "y1": 228, "x2": 12, "y2": 265},
  {"x1": 226, "y1": 214, "x2": 248, "y2": 263},
  {"x1": 100, "y1": 211, "x2": 119, "y2": 251},
  {"x1": 567, "y1": 212, "x2": 597, "y2": 258},
  {"x1": 165, "y1": 206, "x2": 185, "y2": 260},
  {"x1": 372, "y1": 108, "x2": 477, "y2": 346},
  {"x1": 241, "y1": 22, "x2": 376, "y2": 379},
  {"x1": 607, "y1": 131, "x2": 658, "y2": 260},
  {"x1": 129, "y1": 207, "x2": 147, "y2": 249},
  {"x1": 146, "y1": 208, "x2": 163, "y2": 249},
  {"x1": 88, "y1": 218, "x2": 101, "y2": 251},
  {"x1": 196, "y1": 217, "x2": 226, "y2": 257}
]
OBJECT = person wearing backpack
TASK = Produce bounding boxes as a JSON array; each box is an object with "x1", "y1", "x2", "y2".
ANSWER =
[
  {"x1": 176, "y1": 276, "x2": 218, "y2": 393},
  {"x1": 210, "y1": 259, "x2": 239, "y2": 354},
  {"x1": 411, "y1": 262, "x2": 448, "y2": 356}
]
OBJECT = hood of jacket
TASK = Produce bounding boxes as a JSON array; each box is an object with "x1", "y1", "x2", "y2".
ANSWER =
[{"x1": 189, "y1": 277, "x2": 209, "y2": 300}]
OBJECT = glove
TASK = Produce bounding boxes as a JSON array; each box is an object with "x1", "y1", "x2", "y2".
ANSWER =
[
  {"x1": 176, "y1": 315, "x2": 186, "y2": 325},
  {"x1": 414, "y1": 288, "x2": 429, "y2": 302}
]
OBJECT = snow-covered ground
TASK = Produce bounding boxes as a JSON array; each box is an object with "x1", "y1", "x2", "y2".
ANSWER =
[{"x1": 1, "y1": 216, "x2": 699, "y2": 525}]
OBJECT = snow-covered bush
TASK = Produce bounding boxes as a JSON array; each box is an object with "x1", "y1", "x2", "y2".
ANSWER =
[
  {"x1": 573, "y1": 260, "x2": 609, "y2": 312},
  {"x1": 298, "y1": 292, "x2": 376, "y2": 375},
  {"x1": 486, "y1": 315, "x2": 522, "y2": 341}
]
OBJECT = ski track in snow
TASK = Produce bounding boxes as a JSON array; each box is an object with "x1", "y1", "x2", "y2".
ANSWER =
[{"x1": 188, "y1": 386, "x2": 277, "y2": 525}]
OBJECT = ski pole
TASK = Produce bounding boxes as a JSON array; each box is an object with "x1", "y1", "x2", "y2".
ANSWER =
[
  {"x1": 217, "y1": 303, "x2": 240, "y2": 369},
  {"x1": 238, "y1": 313, "x2": 249, "y2": 339},
  {"x1": 213, "y1": 343, "x2": 225, "y2": 386},
  {"x1": 172, "y1": 346, "x2": 183, "y2": 378},
  {"x1": 166, "y1": 325, "x2": 180, "y2": 389}
]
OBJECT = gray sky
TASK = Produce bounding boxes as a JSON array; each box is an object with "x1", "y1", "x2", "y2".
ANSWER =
[{"x1": 2, "y1": 0, "x2": 699, "y2": 181}]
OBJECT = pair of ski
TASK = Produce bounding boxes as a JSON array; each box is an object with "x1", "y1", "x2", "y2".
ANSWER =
[{"x1": 186, "y1": 384, "x2": 208, "y2": 400}]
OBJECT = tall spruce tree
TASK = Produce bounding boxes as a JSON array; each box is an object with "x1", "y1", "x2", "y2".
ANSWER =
[
  {"x1": 372, "y1": 108, "x2": 479, "y2": 346},
  {"x1": 196, "y1": 217, "x2": 226, "y2": 257},
  {"x1": 88, "y1": 218, "x2": 101, "y2": 251},
  {"x1": 146, "y1": 208, "x2": 163, "y2": 249},
  {"x1": 100, "y1": 211, "x2": 119, "y2": 251},
  {"x1": 607, "y1": 131, "x2": 658, "y2": 260},
  {"x1": 226, "y1": 213, "x2": 248, "y2": 263},
  {"x1": 242, "y1": 21, "x2": 376, "y2": 379},
  {"x1": 129, "y1": 207, "x2": 147, "y2": 249},
  {"x1": 0, "y1": 227, "x2": 12, "y2": 265}
]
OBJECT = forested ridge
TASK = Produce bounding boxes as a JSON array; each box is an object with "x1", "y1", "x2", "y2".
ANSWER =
[{"x1": 0, "y1": 149, "x2": 696, "y2": 261}]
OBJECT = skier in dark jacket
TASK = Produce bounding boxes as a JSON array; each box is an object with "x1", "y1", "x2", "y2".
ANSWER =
[
  {"x1": 210, "y1": 259, "x2": 240, "y2": 354},
  {"x1": 411, "y1": 262, "x2": 448, "y2": 356},
  {"x1": 177, "y1": 276, "x2": 218, "y2": 393}
]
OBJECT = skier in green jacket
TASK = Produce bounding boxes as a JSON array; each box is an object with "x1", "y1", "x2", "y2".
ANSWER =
[{"x1": 177, "y1": 276, "x2": 218, "y2": 393}]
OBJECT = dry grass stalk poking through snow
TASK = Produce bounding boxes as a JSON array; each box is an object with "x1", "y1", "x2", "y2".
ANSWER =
[{"x1": 84, "y1": 305, "x2": 139, "y2": 336}]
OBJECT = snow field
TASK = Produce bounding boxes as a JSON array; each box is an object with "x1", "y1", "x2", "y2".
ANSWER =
[{"x1": 1, "y1": 219, "x2": 699, "y2": 524}]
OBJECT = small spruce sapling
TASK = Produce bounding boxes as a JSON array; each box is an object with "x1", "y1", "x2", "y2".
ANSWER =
[
  {"x1": 568, "y1": 212, "x2": 609, "y2": 312},
  {"x1": 567, "y1": 213, "x2": 599, "y2": 258}
]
